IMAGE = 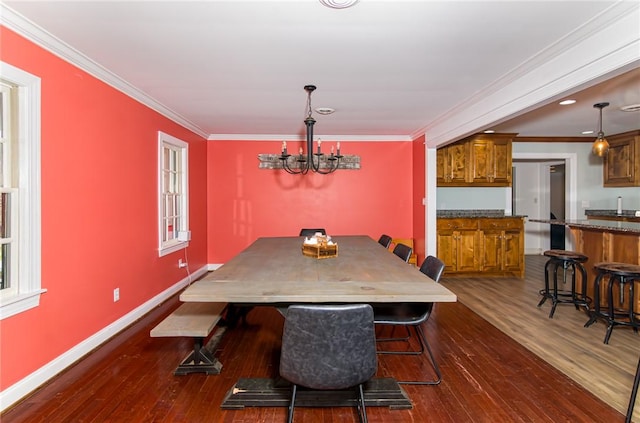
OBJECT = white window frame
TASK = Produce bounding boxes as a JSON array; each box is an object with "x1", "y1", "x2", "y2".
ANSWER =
[
  {"x1": 157, "y1": 131, "x2": 189, "y2": 257},
  {"x1": 0, "y1": 61, "x2": 43, "y2": 320}
]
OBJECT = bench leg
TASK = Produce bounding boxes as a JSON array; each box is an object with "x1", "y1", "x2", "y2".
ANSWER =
[{"x1": 175, "y1": 326, "x2": 227, "y2": 375}]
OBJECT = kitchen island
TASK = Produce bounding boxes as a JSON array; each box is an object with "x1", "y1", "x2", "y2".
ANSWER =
[{"x1": 529, "y1": 217, "x2": 640, "y2": 308}]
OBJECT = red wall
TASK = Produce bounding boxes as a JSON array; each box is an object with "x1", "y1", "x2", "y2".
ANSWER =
[
  {"x1": 207, "y1": 140, "x2": 414, "y2": 262},
  {"x1": 0, "y1": 28, "x2": 209, "y2": 389}
]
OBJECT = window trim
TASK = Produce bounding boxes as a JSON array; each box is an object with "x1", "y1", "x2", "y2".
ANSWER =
[
  {"x1": 0, "y1": 62, "x2": 44, "y2": 320},
  {"x1": 157, "y1": 131, "x2": 189, "y2": 257}
]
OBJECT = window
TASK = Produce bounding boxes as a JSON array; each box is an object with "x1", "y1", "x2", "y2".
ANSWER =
[
  {"x1": 158, "y1": 131, "x2": 189, "y2": 256},
  {"x1": 0, "y1": 62, "x2": 43, "y2": 320}
]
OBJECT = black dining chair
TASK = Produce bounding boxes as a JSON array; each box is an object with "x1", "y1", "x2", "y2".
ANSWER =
[
  {"x1": 299, "y1": 228, "x2": 326, "y2": 237},
  {"x1": 377, "y1": 234, "x2": 392, "y2": 249},
  {"x1": 372, "y1": 255, "x2": 445, "y2": 385},
  {"x1": 279, "y1": 304, "x2": 377, "y2": 423},
  {"x1": 391, "y1": 243, "x2": 412, "y2": 263}
]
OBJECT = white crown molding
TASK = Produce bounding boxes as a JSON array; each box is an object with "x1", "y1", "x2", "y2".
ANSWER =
[
  {"x1": 0, "y1": 3, "x2": 209, "y2": 139},
  {"x1": 206, "y1": 134, "x2": 413, "y2": 142},
  {"x1": 420, "y1": 1, "x2": 640, "y2": 147}
]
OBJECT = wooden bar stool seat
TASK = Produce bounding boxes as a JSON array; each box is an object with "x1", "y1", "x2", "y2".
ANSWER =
[
  {"x1": 584, "y1": 262, "x2": 640, "y2": 344},
  {"x1": 537, "y1": 249, "x2": 590, "y2": 318}
]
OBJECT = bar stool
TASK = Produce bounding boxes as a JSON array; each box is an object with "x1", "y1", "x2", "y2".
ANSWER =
[
  {"x1": 584, "y1": 262, "x2": 640, "y2": 344},
  {"x1": 537, "y1": 249, "x2": 590, "y2": 318}
]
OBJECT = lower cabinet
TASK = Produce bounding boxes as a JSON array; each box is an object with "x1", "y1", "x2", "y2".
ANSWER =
[{"x1": 437, "y1": 217, "x2": 525, "y2": 278}]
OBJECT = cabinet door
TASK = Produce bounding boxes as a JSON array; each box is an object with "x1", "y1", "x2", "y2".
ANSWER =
[
  {"x1": 491, "y1": 138, "x2": 512, "y2": 185},
  {"x1": 436, "y1": 148, "x2": 446, "y2": 184},
  {"x1": 447, "y1": 143, "x2": 468, "y2": 184},
  {"x1": 456, "y1": 230, "x2": 479, "y2": 272},
  {"x1": 436, "y1": 231, "x2": 457, "y2": 273},
  {"x1": 468, "y1": 139, "x2": 491, "y2": 184},
  {"x1": 481, "y1": 230, "x2": 502, "y2": 273},
  {"x1": 502, "y1": 230, "x2": 523, "y2": 273},
  {"x1": 604, "y1": 135, "x2": 639, "y2": 187}
]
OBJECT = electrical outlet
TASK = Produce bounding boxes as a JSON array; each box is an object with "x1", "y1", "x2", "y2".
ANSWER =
[
  {"x1": 635, "y1": 210, "x2": 640, "y2": 217},
  {"x1": 113, "y1": 288, "x2": 120, "y2": 302},
  {"x1": 178, "y1": 259, "x2": 187, "y2": 268}
]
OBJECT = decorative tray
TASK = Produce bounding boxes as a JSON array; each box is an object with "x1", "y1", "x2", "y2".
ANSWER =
[{"x1": 301, "y1": 240, "x2": 338, "y2": 259}]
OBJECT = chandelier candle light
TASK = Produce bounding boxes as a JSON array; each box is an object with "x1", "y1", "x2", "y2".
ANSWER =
[{"x1": 278, "y1": 85, "x2": 343, "y2": 174}]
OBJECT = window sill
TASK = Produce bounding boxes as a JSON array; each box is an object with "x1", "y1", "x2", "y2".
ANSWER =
[
  {"x1": 158, "y1": 241, "x2": 189, "y2": 257},
  {"x1": 0, "y1": 288, "x2": 47, "y2": 320}
]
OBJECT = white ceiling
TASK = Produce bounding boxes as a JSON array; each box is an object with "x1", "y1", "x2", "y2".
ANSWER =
[{"x1": 3, "y1": 0, "x2": 639, "y2": 146}]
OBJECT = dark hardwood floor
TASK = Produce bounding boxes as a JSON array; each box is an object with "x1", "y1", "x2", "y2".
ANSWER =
[{"x1": 2, "y1": 265, "x2": 627, "y2": 422}]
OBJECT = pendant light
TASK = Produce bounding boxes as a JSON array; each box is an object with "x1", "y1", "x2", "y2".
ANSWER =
[{"x1": 592, "y1": 102, "x2": 610, "y2": 157}]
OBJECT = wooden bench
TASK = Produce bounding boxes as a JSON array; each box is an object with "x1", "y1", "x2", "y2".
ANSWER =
[{"x1": 150, "y1": 302, "x2": 228, "y2": 375}]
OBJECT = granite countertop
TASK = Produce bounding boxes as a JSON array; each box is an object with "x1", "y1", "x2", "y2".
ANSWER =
[
  {"x1": 529, "y1": 218, "x2": 640, "y2": 234},
  {"x1": 585, "y1": 209, "x2": 640, "y2": 218},
  {"x1": 437, "y1": 209, "x2": 526, "y2": 218}
]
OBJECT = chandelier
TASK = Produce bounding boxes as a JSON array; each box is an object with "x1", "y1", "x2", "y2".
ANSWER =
[
  {"x1": 279, "y1": 85, "x2": 343, "y2": 174},
  {"x1": 592, "y1": 102, "x2": 610, "y2": 157}
]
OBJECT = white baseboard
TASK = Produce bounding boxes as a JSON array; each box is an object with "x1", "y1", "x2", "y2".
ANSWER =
[{"x1": 0, "y1": 265, "x2": 208, "y2": 412}]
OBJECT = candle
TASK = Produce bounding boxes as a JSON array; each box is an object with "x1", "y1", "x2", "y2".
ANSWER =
[
  {"x1": 317, "y1": 140, "x2": 322, "y2": 154},
  {"x1": 282, "y1": 141, "x2": 287, "y2": 155},
  {"x1": 299, "y1": 147, "x2": 303, "y2": 156},
  {"x1": 337, "y1": 142, "x2": 341, "y2": 155},
  {"x1": 331, "y1": 146, "x2": 334, "y2": 155}
]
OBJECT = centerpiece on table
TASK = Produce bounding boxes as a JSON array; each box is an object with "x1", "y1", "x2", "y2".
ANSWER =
[{"x1": 301, "y1": 233, "x2": 338, "y2": 259}]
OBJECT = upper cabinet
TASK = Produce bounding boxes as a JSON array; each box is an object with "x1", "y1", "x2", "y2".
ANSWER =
[
  {"x1": 437, "y1": 133, "x2": 516, "y2": 187},
  {"x1": 604, "y1": 130, "x2": 640, "y2": 187}
]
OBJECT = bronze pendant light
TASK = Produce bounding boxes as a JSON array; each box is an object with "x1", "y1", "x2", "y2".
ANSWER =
[{"x1": 592, "y1": 102, "x2": 610, "y2": 157}]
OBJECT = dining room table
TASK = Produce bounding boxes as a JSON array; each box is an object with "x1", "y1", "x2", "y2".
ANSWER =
[{"x1": 179, "y1": 235, "x2": 457, "y2": 409}]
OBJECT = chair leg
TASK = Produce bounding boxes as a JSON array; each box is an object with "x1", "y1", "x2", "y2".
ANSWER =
[
  {"x1": 398, "y1": 324, "x2": 442, "y2": 385},
  {"x1": 357, "y1": 383, "x2": 368, "y2": 423},
  {"x1": 375, "y1": 324, "x2": 412, "y2": 343},
  {"x1": 287, "y1": 384, "x2": 297, "y2": 423},
  {"x1": 626, "y1": 356, "x2": 640, "y2": 423},
  {"x1": 376, "y1": 324, "x2": 424, "y2": 355}
]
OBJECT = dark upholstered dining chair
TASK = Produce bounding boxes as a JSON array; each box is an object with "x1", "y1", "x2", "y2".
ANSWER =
[
  {"x1": 299, "y1": 228, "x2": 326, "y2": 237},
  {"x1": 372, "y1": 255, "x2": 445, "y2": 385},
  {"x1": 391, "y1": 243, "x2": 412, "y2": 263},
  {"x1": 377, "y1": 234, "x2": 392, "y2": 249},
  {"x1": 279, "y1": 304, "x2": 377, "y2": 423}
]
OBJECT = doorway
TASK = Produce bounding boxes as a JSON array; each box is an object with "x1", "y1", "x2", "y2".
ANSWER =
[
  {"x1": 549, "y1": 163, "x2": 565, "y2": 250},
  {"x1": 512, "y1": 153, "x2": 577, "y2": 254}
]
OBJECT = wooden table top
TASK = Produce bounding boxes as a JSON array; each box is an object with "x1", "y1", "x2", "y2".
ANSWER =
[{"x1": 180, "y1": 236, "x2": 457, "y2": 304}]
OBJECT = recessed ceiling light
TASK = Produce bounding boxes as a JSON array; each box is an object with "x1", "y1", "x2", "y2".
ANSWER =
[
  {"x1": 559, "y1": 99, "x2": 576, "y2": 105},
  {"x1": 315, "y1": 107, "x2": 335, "y2": 115},
  {"x1": 582, "y1": 130, "x2": 594, "y2": 135},
  {"x1": 483, "y1": 130, "x2": 495, "y2": 134}
]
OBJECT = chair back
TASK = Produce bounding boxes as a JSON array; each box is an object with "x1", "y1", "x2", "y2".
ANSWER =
[
  {"x1": 392, "y1": 243, "x2": 413, "y2": 263},
  {"x1": 299, "y1": 228, "x2": 326, "y2": 237},
  {"x1": 280, "y1": 304, "x2": 377, "y2": 390},
  {"x1": 378, "y1": 234, "x2": 392, "y2": 249},
  {"x1": 419, "y1": 255, "x2": 446, "y2": 283}
]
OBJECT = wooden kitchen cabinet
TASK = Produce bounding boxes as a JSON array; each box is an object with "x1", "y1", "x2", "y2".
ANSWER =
[
  {"x1": 479, "y1": 219, "x2": 524, "y2": 277},
  {"x1": 437, "y1": 142, "x2": 468, "y2": 185},
  {"x1": 603, "y1": 130, "x2": 640, "y2": 187},
  {"x1": 468, "y1": 134, "x2": 513, "y2": 185},
  {"x1": 437, "y1": 133, "x2": 515, "y2": 187},
  {"x1": 437, "y1": 216, "x2": 525, "y2": 278},
  {"x1": 436, "y1": 219, "x2": 479, "y2": 274}
]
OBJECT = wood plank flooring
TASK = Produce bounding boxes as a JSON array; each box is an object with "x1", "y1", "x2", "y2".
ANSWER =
[
  {"x1": 1, "y1": 256, "x2": 631, "y2": 422},
  {"x1": 440, "y1": 254, "x2": 640, "y2": 419}
]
